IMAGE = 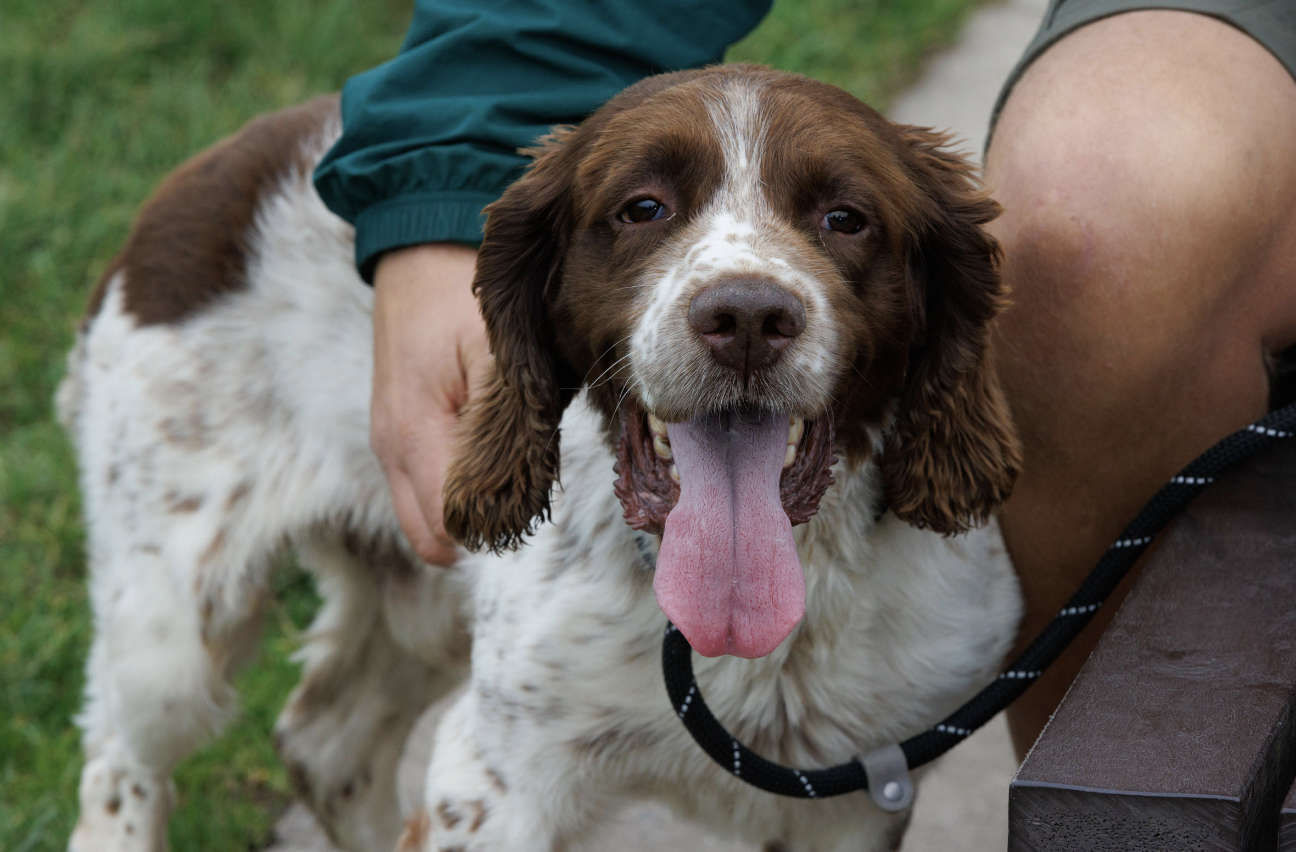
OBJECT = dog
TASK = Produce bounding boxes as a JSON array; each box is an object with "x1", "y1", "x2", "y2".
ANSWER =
[{"x1": 59, "y1": 65, "x2": 1022, "y2": 851}]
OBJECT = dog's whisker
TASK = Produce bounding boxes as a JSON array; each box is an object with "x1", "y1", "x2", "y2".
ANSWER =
[
  {"x1": 586, "y1": 349, "x2": 634, "y2": 391},
  {"x1": 610, "y1": 381, "x2": 638, "y2": 421},
  {"x1": 63, "y1": 65, "x2": 1022, "y2": 852}
]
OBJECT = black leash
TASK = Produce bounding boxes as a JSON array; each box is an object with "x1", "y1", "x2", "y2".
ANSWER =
[{"x1": 661, "y1": 400, "x2": 1296, "y2": 810}]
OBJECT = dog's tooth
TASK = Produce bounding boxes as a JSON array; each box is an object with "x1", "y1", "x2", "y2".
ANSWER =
[
  {"x1": 784, "y1": 444, "x2": 797, "y2": 469},
  {"x1": 669, "y1": 464, "x2": 680, "y2": 484},
  {"x1": 787, "y1": 417, "x2": 804, "y2": 448},
  {"x1": 653, "y1": 435, "x2": 673, "y2": 461},
  {"x1": 648, "y1": 413, "x2": 669, "y2": 441}
]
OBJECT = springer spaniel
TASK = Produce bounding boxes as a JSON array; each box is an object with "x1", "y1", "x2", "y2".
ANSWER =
[{"x1": 59, "y1": 65, "x2": 1022, "y2": 852}]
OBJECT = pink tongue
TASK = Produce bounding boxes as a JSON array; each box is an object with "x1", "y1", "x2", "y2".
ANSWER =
[{"x1": 654, "y1": 410, "x2": 804, "y2": 658}]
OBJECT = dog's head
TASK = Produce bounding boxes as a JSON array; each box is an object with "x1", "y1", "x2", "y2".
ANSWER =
[{"x1": 445, "y1": 66, "x2": 1019, "y2": 656}]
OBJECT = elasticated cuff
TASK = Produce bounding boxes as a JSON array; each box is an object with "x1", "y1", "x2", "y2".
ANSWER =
[{"x1": 352, "y1": 192, "x2": 496, "y2": 283}]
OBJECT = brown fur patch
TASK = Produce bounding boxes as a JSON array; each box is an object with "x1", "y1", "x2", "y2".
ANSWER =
[
  {"x1": 445, "y1": 65, "x2": 1019, "y2": 550},
  {"x1": 443, "y1": 70, "x2": 727, "y2": 552},
  {"x1": 436, "y1": 799, "x2": 461, "y2": 830},
  {"x1": 396, "y1": 810, "x2": 430, "y2": 852},
  {"x1": 878, "y1": 125, "x2": 1020, "y2": 533},
  {"x1": 223, "y1": 481, "x2": 251, "y2": 511},
  {"x1": 199, "y1": 528, "x2": 226, "y2": 564},
  {"x1": 484, "y1": 767, "x2": 509, "y2": 794},
  {"x1": 199, "y1": 596, "x2": 215, "y2": 644},
  {"x1": 83, "y1": 95, "x2": 338, "y2": 327},
  {"x1": 166, "y1": 493, "x2": 203, "y2": 513},
  {"x1": 466, "y1": 799, "x2": 487, "y2": 832}
]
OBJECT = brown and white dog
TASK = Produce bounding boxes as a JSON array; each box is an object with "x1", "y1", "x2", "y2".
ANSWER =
[{"x1": 59, "y1": 65, "x2": 1021, "y2": 851}]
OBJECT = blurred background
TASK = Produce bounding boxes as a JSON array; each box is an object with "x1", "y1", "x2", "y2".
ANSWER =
[{"x1": 2, "y1": 0, "x2": 992, "y2": 847}]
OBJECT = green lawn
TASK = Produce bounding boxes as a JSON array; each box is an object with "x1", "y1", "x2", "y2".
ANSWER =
[{"x1": 0, "y1": 0, "x2": 978, "y2": 847}]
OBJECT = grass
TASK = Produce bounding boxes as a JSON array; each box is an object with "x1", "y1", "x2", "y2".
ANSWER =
[
  {"x1": 0, "y1": 0, "x2": 979, "y2": 848},
  {"x1": 730, "y1": 0, "x2": 984, "y2": 99}
]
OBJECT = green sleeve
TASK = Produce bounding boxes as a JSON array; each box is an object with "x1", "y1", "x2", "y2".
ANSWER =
[{"x1": 312, "y1": 0, "x2": 772, "y2": 281}]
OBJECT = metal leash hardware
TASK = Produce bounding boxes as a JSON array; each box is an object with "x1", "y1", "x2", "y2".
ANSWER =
[{"x1": 662, "y1": 400, "x2": 1296, "y2": 803}]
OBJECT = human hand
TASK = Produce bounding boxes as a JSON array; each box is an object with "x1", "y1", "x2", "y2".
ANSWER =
[{"x1": 371, "y1": 243, "x2": 487, "y2": 565}]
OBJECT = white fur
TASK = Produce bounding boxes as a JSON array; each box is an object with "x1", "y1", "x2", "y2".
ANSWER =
[
  {"x1": 630, "y1": 81, "x2": 841, "y2": 418},
  {"x1": 62, "y1": 90, "x2": 1020, "y2": 852}
]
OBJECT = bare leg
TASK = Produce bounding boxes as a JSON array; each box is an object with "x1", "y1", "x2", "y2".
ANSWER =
[{"x1": 987, "y1": 10, "x2": 1296, "y2": 756}]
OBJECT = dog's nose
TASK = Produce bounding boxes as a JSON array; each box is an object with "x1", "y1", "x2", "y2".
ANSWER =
[{"x1": 688, "y1": 279, "x2": 806, "y2": 375}]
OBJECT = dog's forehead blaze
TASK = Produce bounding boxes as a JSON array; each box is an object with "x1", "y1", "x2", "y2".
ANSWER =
[
  {"x1": 549, "y1": 67, "x2": 931, "y2": 437},
  {"x1": 551, "y1": 77, "x2": 747, "y2": 375},
  {"x1": 566, "y1": 70, "x2": 918, "y2": 241}
]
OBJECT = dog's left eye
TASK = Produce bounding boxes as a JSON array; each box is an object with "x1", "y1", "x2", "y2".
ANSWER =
[
  {"x1": 821, "y1": 208, "x2": 867, "y2": 234},
  {"x1": 617, "y1": 197, "x2": 670, "y2": 224}
]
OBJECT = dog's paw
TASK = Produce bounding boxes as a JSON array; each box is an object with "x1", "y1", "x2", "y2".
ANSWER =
[{"x1": 69, "y1": 756, "x2": 170, "y2": 852}]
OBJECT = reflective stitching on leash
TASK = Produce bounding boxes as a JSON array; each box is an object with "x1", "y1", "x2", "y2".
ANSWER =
[
  {"x1": 660, "y1": 402, "x2": 1296, "y2": 802},
  {"x1": 678, "y1": 683, "x2": 695, "y2": 718}
]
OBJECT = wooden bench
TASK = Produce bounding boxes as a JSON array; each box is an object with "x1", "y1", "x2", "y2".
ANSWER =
[{"x1": 1008, "y1": 438, "x2": 1296, "y2": 850}]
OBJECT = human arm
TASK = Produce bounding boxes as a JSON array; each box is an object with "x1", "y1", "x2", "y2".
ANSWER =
[{"x1": 314, "y1": 0, "x2": 772, "y2": 562}]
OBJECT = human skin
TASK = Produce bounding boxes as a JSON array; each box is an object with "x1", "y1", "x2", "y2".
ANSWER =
[
  {"x1": 371, "y1": 242, "x2": 485, "y2": 567},
  {"x1": 370, "y1": 10, "x2": 1296, "y2": 754},
  {"x1": 987, "y1": 10, "x2": 1296, "y2": 755}
]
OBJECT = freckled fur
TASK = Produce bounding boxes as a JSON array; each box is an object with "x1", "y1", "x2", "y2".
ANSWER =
[
  {"x1": 62, "y1": 67, "x2": 1021, "y2": 852},
  {"x1": 62, "y1": 103, "x2": 471, "y2": 852}
]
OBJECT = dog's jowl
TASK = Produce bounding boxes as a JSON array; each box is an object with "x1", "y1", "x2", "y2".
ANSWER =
[{"x1": 61, "y1": 67, "x2": 1020, "y2": 852}]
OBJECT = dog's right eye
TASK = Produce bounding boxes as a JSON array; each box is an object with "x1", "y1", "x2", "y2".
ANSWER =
[
  {"x1": 617, "y1": 197, "x2": 670, "y2": 224},
  {"x1": 821, "y1": 208, "x2": 867, "y2": 235}
]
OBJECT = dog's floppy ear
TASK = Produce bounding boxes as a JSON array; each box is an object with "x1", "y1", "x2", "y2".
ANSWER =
[
  {"x1": 444, "y1": 70, "x2": 721, "y2": 552},
  {"x1": 443, "y1": 128, "x2": 582, "y2": 552},
  {"x1": 881, "y1": 126, "x2": 1021, "y2": 534}
]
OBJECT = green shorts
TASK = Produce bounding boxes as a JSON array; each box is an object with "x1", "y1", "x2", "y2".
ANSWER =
[{"x1": 992, "y1": 0, "x2": 1296, "y2": 134}]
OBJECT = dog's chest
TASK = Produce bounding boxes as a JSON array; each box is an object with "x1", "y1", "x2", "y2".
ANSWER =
[{"x1": 460, "y1": 401, "x2": 1020, "y2": 791}]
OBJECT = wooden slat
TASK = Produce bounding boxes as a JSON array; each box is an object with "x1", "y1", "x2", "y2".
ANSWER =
[
  {"x1": 1009, "y1": 440, "x2": 1296, "y2": 851},
  {"x1": 1279, "y1": 772, "x2": 1296, "y2": 851}
]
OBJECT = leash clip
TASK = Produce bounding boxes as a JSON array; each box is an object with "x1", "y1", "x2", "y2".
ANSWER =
[{"x1": 860, "y1": 744, "x2": 913, "y2": 812}]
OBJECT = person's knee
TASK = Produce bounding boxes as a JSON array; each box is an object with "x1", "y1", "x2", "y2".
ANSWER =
[
  {"x1": 995, "y1": 65, "x2": 1296, "y2": 404},
  {"x1": 986, "y1": 10, "x2": 1296, "y2": 363},
  {"x1": 984, "y1": 124, "x2": 1211, "y2": 414},
  {"x1": 990, "y1": 74, "x2": 1256, "y2": 298}
]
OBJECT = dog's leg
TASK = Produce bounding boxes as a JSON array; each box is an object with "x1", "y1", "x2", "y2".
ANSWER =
[
  {"x1": 400, "y1": 685, "x2": 621, "y2": 852},
  {"x1": 70, "y1": 513, "x2": 273, "y2": 852},
  {"x1": 275, "y1": 533, "x2": 469, "y2": 852},
  {"x1": 71, "y1": 628, "x2": 176, "y2": 852}
]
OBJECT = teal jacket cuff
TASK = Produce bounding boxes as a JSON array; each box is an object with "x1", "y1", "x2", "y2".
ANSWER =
[
  {"x1": 314, "y1": 0, "x2": 773, "y2": 281},
  {"x1": 352, "y1": 192, "x2": 497, "y2": 283}
]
